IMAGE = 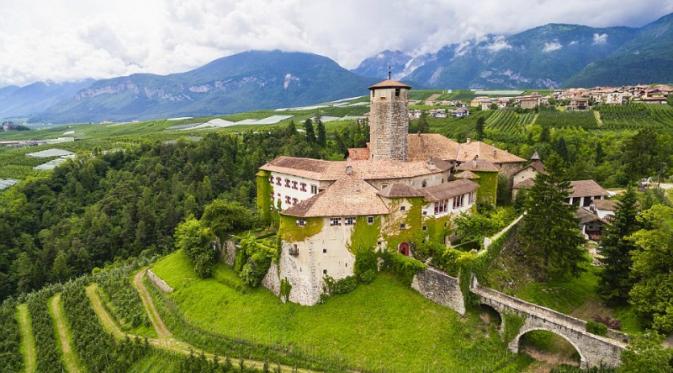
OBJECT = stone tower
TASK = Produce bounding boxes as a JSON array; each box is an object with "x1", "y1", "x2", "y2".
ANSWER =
[{"x1": 368, "y1": 79, "x2": 411, "y2": 161}]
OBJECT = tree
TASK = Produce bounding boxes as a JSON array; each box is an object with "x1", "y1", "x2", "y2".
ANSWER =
[
  {"x1": 304, "y1": 119, "x2": 316, "y2": 143},
  {"x1": 539, "y1": 126, "x2": 550, "y2": 143},
  {"x1": 555, "y1": 137, "x2": 569, "y2": 162},
  {"x1": 417, "y1": 112, "x2": 430, "y2": 134},
  {"x1": 668, "y1": 94, "x2": 673, "y2": 107},
  {"x1": 598, "y1": 186, "x2": 640, "y2": 305},
  {"x1": 594, "y1": 142, "x2": 604, "y2": 164},
  {"x1": 175, "y1": 217, "x2": 216, "y2": 278},
  {"x1": 621, "y1": 128, "x2": 664, "y2": 181},
  {"x1": 475, "y1": 117, "x2": 485, "y2": 140},
  {"x1": 201, "y1": 199, "x2": 256, "y2": 241},
  {"x1": 519, "y1": 155, "x2": 586, "y2": 280},
  {"x1": 620, "y1": 333, "x2": 673, "y2": 373},
  {"x1": 316, "y1": 116, "x2": 327, "y2": 146},
  {"x1": 629, "y1": 204, "x2": 673, "y2": 333},
  {"x1": 285, "y1": 120, "x2": 297, "y2": 137}
]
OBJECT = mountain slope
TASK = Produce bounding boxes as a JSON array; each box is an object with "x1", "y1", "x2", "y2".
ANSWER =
[
  {"x1": 34, "y1": 51, "x2": 373, "y2": 123},
  {"x1": 566, "y1": 13, "x2": 673, "y2": 86},
  {"x1": 0, "y1": 80, "x2": 93, "y2": 119},
  {"x1": 352, "y1": 50, "x2": 413, "y2": 79}
]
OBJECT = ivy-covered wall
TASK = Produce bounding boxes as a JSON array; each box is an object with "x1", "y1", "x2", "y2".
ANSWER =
[
  {"x1": 381, "y1": 197, "x2": 425, "y2": 253},
  {"x1": 474, "y1": 171, "x2": 498, "y2": 206},
  {"x1": 278, "y1": 215, "x2": 324, "y2": 242},
  {"x1": 256, "y1": 170, "x2": 272, "y2": 224},
  {"x1": 349, "y1": 216, "x2": 381, "y2": 253},
  {"x1": 424, "y1": 215, "x2": 452, "y2": 245}
]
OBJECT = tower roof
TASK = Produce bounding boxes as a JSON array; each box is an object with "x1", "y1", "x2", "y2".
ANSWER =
[
  {"x1": 369, "y1": 79, "x2": 411, "y2": 90},
  {"x1": 531, "y1": 151, "x2": 541, "y2": 161}
]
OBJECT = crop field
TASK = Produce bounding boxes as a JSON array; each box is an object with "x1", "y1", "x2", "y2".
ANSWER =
[
  {"x1": 537, "y1": 111, "x2": 597, "y2": 129},
  {"x1": 598, "y1": 104, "x2": 673, "y2": 130},
  {"x1": 485, "y1": 110, "x2": 536, "y2": 134}
]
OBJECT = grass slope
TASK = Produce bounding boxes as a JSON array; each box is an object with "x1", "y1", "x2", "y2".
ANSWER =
[
  {"x1": 17, "y1": 304, "x2": 37, "y2": 373},
  {"x1": 152, "y1": 250, "x2": 531, "y2": 372}
]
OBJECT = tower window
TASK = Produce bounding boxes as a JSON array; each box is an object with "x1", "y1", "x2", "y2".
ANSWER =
[
  {"x1": 400, "y1": 205, "x2": 406, "y2": 211},
  {"x1": 395, "y1": 88, "x2": 400, "y2": 97}
]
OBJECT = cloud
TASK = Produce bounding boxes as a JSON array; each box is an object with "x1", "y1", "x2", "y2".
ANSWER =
[
  {"x1": 593, "y1": 33, "x2": 609, "y2": 45},
  {"x1": 543, "y1": 41, "x2": 563, "y2": 52},
  {"x1": 484, "y1": 36, "x2": 512, "y2": 53},
  {"x1": 0, "y1": 0, "x2": 672, "y2": 86}
]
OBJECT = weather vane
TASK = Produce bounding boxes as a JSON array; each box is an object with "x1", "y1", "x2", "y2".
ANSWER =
[{"x1": 387, "y1": 64, "x2": 392, "y2": 80}]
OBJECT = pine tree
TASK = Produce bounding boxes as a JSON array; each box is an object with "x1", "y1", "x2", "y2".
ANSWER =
[
  {"x1": 285, "y1": 120, "x2": 297, "y2": 137},
  {"x1": 539, "y1": 126, "x2": 550, "y2": 143},
  {"x1": 304, "y1": 119, "x2": 316, "y2": 143},
  {"x1": 417, "y1": 112, "x2": 430, "y2": 134},
  {"x1": 594, "y1": 142, "x2": 604, "y2": 164},
  {"x1": 555, "y1": 136, "x2": 569, "y2": 162},
  {"x1": 598, "y1": 186, "x2": 639, "y2": 305},
  {"x1": 520, "y1": 155, "x2": 586, "y2": 280},
  {"x1": 475, "y1": 117, "x2": 485, "y2": 140},
  {"x1": 316, "y1": 118, "x2": 326, "y2": 146}
]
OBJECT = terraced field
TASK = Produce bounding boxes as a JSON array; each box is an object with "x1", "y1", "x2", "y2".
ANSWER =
[
  {"x1": 598, "y1": 104, "x2": 673, "y2": 130},
  {"x1": 486, "y1": 110, "x2": 537, "y2": 134},
  {"x1": 537, "y1": 111, "x2": 598, "y2": 129}
]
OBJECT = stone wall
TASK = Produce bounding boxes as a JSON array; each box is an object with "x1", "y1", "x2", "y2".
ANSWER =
[
  {"x1": 219, "y1": 239, "x2": 237, "y2": 266},
  {"x1": 147, "y1": 269, "x2": 173, "y2": 293},
  {"x1": 411, "y1": 267, "x2": 465, "y2": 315},
  {"x1": 262, "y1": 262, "x2": 281, "y2": 297},
  {"x1": 369, "y1": 87, "x2": 409, "y2": 161}
]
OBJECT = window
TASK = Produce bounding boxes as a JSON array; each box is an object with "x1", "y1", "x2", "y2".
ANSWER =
[
  {"x1": 400, "y1": 205, "x2": 406, "y2": 211},
  {"x1": 292, "y1": 181, "x2": 298, "y2": 190},
  {"x1": 381, "y1": 183, "x2": 388, "y2": 189},
  {"x1": 296, "y1": 219, "x2": 306, "y2": 226},
  {"x1": 422, "y1": 225, "x2": 427, "y2": 231},
  {"x1": 268, "y1": 176, "x2": 274, "y2": 183},
  {"x1": 434, "y1": 200, "x2": 448, "y2": 215},
  {"x1": 400, "y1": 223, "x2": 406, "y2": 230},
  {"x1": 292, "y1": 198, "x2": 298, "y2": 204},
  {"x1": 330, "y1": 217, "x2": 341, "y2": 226},
  {"x1": 300, "y1": 183, "x2": 307, "y2": 192},
  {"x1": 421, "y1": 180, "x2": 427, "y2": 188},
  {"x1": 345, "y1": 217, "x2": 355, "y2": 225},
  {"x1": 311, "y1": 184, "x2": 318, "y2": 194},
  {"x1": 285, "y1": 196, "x2": 291, "y2": 204},
  {"x1": 453, "y1": 195, "x2": 465, "y2": 209},
  {"x1": 367, "y1": 216, "x2": 375, "y2": 224},
  {"x1": 284, "y1": 178, "x2": 291, "y2": 187},
  {"x1": 323, "y1": 248, "x2": 327, "y2": 253},
  {"x1": 289, "y1": 244, "x2": 299, "y2": 256},
  {"x1": 323, "y1": 269, "x2": 328, "y2": 275},
  {"x1": 275, "y1": 177, "x2": 281, "y2": 186},
  {"x1": 395, "y1": 88, "x2": 400, "y2": 97}
]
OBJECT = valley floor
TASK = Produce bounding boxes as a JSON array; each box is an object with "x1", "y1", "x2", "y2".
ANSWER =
[{"x1": 151, "y1": 250, "x2": 532, "y2": 372}]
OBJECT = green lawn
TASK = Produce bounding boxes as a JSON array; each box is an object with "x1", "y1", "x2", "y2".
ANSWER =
[{"x1": 152, "y1": 250, "x2": 531, "y2": 372}]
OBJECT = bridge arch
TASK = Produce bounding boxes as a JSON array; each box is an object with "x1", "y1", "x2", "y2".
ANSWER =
[
  {"x1": 509, "y1": 327, "x2": 586, "y2": 368},
  {"x1": 478, "y1": 303, "x2": 503, "y2": 333}
]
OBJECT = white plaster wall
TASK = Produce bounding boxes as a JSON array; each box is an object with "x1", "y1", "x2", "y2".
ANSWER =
[
  {"x1": 270, "y1": 171, "x2": 322, "y2": 210},
  {"x1": 423, "y1": 193, "x2": 475, "y2": 218},
  {"x1": 279, "y1": 218, "x2": 357, "y2": 305},
  {"x1": 367, "y1": 171, "x2": 451, "y2": 191},
  {"x1": 513, "y1": 167, "x2": 537, "y2": 185}
]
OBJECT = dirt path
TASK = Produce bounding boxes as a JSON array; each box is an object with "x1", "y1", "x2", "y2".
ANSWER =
[
  {"x1": 16, "y1": 304, "x2": 37, "y2": 373},
  {"x1": 87, "y1": 274, "x2": 312, "y2": 372},
  {"x1": 133, "y1": 269, "x2": 172, "y2": 339},
  {"x1": 49, "y1": 294, "x2": 83, "y2": 373}
]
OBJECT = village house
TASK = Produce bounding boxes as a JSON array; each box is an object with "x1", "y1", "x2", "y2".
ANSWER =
[
  {"x1": 452, "y1": 107, "x2": 470, "y2": 118},
  {"x1": 257, "y1": 79, "x2": 525, "y2": 305}
]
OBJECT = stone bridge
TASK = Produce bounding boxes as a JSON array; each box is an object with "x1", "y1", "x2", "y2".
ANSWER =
[
  {"x1": 411, "y1": 268, "x2": 629, "y2": 369},
  {"x1": 471, "y1": 276, "x2": 628, "y2": 369}
]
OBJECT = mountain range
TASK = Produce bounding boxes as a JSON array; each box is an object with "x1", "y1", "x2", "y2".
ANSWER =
[{"x1": 1, "y1": 13, "x2": 672, "y2": 124}]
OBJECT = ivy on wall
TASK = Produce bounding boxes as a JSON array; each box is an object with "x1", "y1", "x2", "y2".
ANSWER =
[
  {"x1": 475, "y1": 171, "x2": 498, "y2": 206},
  {"x1": 424, "y1": 215, "x2": 452, "y2": 246},
  {"x1": 382, "y1": 197, "x2": 425, "y2": 253},
  {"x1": 278, "y1": 215, "x2": 324, "y2": 242},
  {"x1": 349, "y1": 216, "x2": 381, "y2": 253},
  {"x1": 255, "y1": 170, "x2": 272, "y2": 224}
]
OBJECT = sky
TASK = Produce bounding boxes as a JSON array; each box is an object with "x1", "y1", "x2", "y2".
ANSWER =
[{"x1": 1, "y1": 0, "x2": 672, "y2": 86}]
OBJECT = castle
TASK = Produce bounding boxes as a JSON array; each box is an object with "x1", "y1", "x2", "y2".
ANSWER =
[{"x1": 256, "y1": 79, "x2": 526, "y2": 305}]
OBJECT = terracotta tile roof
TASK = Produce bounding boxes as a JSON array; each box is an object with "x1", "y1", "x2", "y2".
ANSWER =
[
  {"x1": 260, "y1": 156, "x2": 451, "y2": 181},
  {"x1": 576, "y1": 207, "x2": 605, "y2": 225},
  {"x1": 407, "y1": 134, "x2": 461, "y2": 161},
  {"x1": 348, "y1": 147, "x2": 369, "y2": 160},
  {"x1": 369, "y1": 79, "x2": 411, "y2": 90},
  {"x1": 593, "y1": 199, "x2": 617, "y2": 211},
  {"x1": 570, "y1": 180, "x2": 609, "y2": 198},
  {"x1": 282, "y1": 176, "x2": 389, "y2": 217},
  {"x1": 420, "y1": 179, "x2": 479, "y2": 202},
  {"x1": 530, "y1": 160, "x2": 546, "y2": 173},
  {"x1": 456, "y1": 158, "x2": 499, "y2": 172},
  {"x1": 378, "y1": 183, "x2": 424, "y2": 198},
  {"x1": 454, "y1": 170, "x2": 480, "y2": 180},
  {"x1": 512, "y1": 178, "x2": 535, "y2": 189},
  {"x1": 455, "y1": 140, "x2": 526, "y2": 164}
]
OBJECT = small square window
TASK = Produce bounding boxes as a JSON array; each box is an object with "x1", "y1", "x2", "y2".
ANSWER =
[
  {"x1": 345, "y1": 217, "x2": 355, "y2": 225},
  {"x1": 323, "y1": 248, "x2": 327, "y2": 253},
  {"x1": 367, "y1": 216, "x2": 375, "y2": 224},
  {"x1": 330, "y1": 217, "x2": 341, "y2": 226},
  {"x1": 400, "y1": 205, "x2": 406, "y2": 211},
  {"x1": 311, "y1": 185, "x2": 318, "y2": 194},
  {"x1": 296, "y1": 219, "x2": 306, "y2": 226},
  {"x1": 400, "y1": 223, "x2": 406, "y2": 230},
  {"x1": 422, "y1": 225, "x2": 427, "y2": 231},
  {"x1": 323, "y1": 269, "x2": 327, "y2": 275}
]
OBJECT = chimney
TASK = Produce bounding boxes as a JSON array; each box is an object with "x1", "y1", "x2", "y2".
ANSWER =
[
  {"x1": 345, "y1": 165, "x2": 353, "y2": 175},
  {"x1": 466, "y1": 138, "x2": 471, "y2": 144}
]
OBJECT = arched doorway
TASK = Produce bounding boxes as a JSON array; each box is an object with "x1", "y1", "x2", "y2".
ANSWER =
[
  {"x1": 515, "y1": 329, "x2": 583, "y2": 369},
  {"x1": 478, "y1": 304, "x2": 502, "y2": 331},
  {"x1": 398, "y1": 242, "x2": 410, "y2": 256}
]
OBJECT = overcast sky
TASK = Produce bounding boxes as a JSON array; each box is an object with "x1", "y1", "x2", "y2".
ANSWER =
[{"x1": 1, "y1": 0, "x2": 672, "y2": 86}]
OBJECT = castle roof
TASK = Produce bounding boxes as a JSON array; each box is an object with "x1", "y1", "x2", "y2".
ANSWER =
[
  {"x1": 407, "y1": 133, "x2": 461, "y2": 161},
  {"x1": 570, "y1": 180, "x2": 609, "y2": 198},
  {"x1": 455, "y1": 140, "x2": 526, "y2": 164},
  {"x1": 347, "y1": 147, "x2": 370, "y2": 160},
  {"x1": 369, "y1": 79, "x2": 411, "y2": 90},
  {"x1": 456, "y1": 158, "x2": 499, "y2": 172},
  {"x1": 260, "y1": 156, "x2": 450, "y2": 181},
  {"x1": 282, "y1": 176, "x2": 389, "y2": 217},
  {"x1": 453, "y1": 170, "x2": 480, "y2": 180},
  {"x1": 378, "y1": 183, "x2": 424, "y2": 198},
  {"x1": 420, "y1": 179, "x2": 479, "y2": 202}
]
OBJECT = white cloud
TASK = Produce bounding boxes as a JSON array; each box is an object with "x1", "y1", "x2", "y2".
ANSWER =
[
  {"x1": 543, "y1": 41, "x2": 563, "y2": 52},
  {"x1": 593, "y1": 33, "x2": 609, "y2": 44},
  {"x1": 0, "y1": 0, "x2": 671, "y2": 86},
  {"x1": 484, "y1": 36, "x2": 512, "y2": 53}
]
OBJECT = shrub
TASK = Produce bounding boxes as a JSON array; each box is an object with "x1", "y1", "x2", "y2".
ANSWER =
[
  {"x1": 280, "y1": 278, "x2": 292, "y2": 302},
  {"x1": 586, "y1": 320, "x2": 608, "y2": 336},
  {"x1": 380, "y1": 251, "x2": 427, "y2": 285},
  {"x1": 175, "y1": 217, "x2": 217, "y2": 278},
  {"x1": 358, "y1": 269, "x2": 377, "y2": 284},
  {"x1": 354, "y1": 250, "x2": 377, "y2": 283},
  {"x1": 322, "y1": 275, "x2": 358, "y2": 296},
  {"x1": 236, "y1": 233, "x2": 278, "y2": 287}
]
